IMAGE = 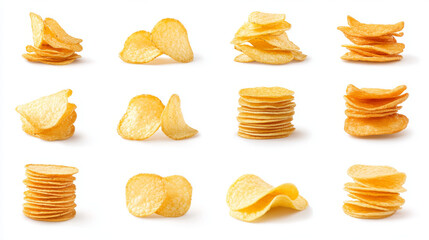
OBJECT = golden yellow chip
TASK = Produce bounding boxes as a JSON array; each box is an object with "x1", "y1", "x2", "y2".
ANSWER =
[
  {"x1": 248, "y1": 11, "x2": 286, "y2": 25},
  {"x1": 341, "y1": 51, "x2": 402, "y2": 62},
  {"x1": 120, "y1": 30, "x2": 162, "y2": 64},
  {"x1": 161, "y1": 94, "x2": 198, "y2": 140},
  {"x1": 344, "y1": 94, "x2": 408, "y2": 111},
  {"x1": 26, "y1": 164, "x2": 78, "y2": 176},
  {"x1": 239, "y1": 98, "x2": 295, "y2": 108},
  {"x1": 343, "y1": 202, "x2": 396, "y2": 219},
  {"x1": 126, "y1": 174, "x2": 167, "y2": 217},
  {"x1": 239, "y1": 87, "x2": 294, "y2": 99},
  {"x1": 26, "y1": 45, "x2": 75, "y2": 58},
  {"x1": 345, "y1": 110, "x2": 396, "y2": 118},
  {"x1": 235, "y1": 45, "x2": 294, "y2": 64},
  {"x1": 151, "y1": 18, "x2": 193, "y2": 63},
  {"x1": 234, "y1": 21, "x2": 291, "y2": 39},
  {"x1": 344, "y1": 187, "x2": 399, "y2": 197},
  {"x1": 234, "y1": 54, "x2": 254, "y2": 63},
  {"x1": 117, "y1": 95, "x2": 164, "y2": 140},
  {"x1": 22, "y1": 53, "x2": 81, "y2": 63},
  {"x1": 344, "y1": 114, "x2": 408, "y2": 136},
  {"x1": 156, "y1": 175, "x2": 192, "y2": 217},
  {"x1": 43, "y1": 26, "x2": 83, "y2": 52},
  {"x1": 343, "y1": 43, "x2": 405, "y2": 55},
  {"x1": 343, "y1": 33, "x2": 396, "y2": 45},
  {"x1": 344, "y1": 182, "x2": 405, "y2": 194},
  {"x1": 347, "y1": 16, "x2": 404, "y2": 37},
  {"x1": 348, "y1": 193, "x2": 404, "y2": 209},
  {"x1": 346, "y1": 84, "x2": 406, "y2": 99},
  {"x1": 30, "y1": 12, "x2": 45, "y2": 48},
  {"x1": 44, "y1": 18, "x2": 82, "y2": 45}
]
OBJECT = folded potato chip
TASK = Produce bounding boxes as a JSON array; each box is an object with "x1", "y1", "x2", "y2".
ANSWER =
[{"x1": 120, "y1": 30, "x2": 162, "y2": 63}]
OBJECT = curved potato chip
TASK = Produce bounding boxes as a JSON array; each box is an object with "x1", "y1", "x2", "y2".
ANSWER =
[
  {"x1": 240, "y1": 87, "x2": 294, "y2": 99},
  {"x1": 117, "y1": 95, "x2": 164, "y2": 140},
  {"x1": 26, "y1": 45, "x2": 75, "y2": 58},
  {"x1": 44, "y1": 18, "x2": 82, "y2": 45},
  {"x1": 348, "y1": 193, "x2": 404, "y2": 209},
  {"x1": 341, "y1": 51, "x2": 402, "y2": 62},
  {"x1": 26, "y1": 164, "x2": 78, "y2": 176},
  {"x1": 344, "y1": 94, "x2": 408, "y2": 111},
  {"x1": 343, "y1": 43, "x2": 405, "y2": 55},
  {"x1": 43, "y1": 26, "x2": 83, "y2": 52},
  {"x1": 344, "y1": 182, "x2": 405, "y2": 193},
  {"x1": 31, "y1": 114, "x2": 76, "y2": 141},
  {"x1": 126, "y1": 174, "x2": 166, "y2": 217},
  {"x1": 22, "y1": 53, "x2": 81, "y2": 64},
  {"x1": 344, "y1": 114, "x2": 408, "y2": 136},
  {"x1": 30, "y1": 12, "x2": 45, "y2": 47},
  {"x1": 151, "y1": 18, "x2": 193, "y2": 63},
  {"x1": 248, "y1": 11, "x2": 285, "y2": 25},
  {"x1": 234, "y1": 54, "x2": 254, "y2": 63},
  {"x1": 235, "y1": 45, "x2": 294, "y2": 64},
  {"x1": 344, "y1": 187, "x2": 399, "y2": 197},
  {"x1": 120, "y1": 30, "x2": 162, "y2": 64},
  {"x1": 343, "y1": 202, "x2": 396, "y2": 219},
  {"x1": 156, "y1": 175, "x2": 192, "y2": 217},
  {"x1": 345, "y1": 110, "x2": 396, "y2": 118},
  {"x1": 346, "y1": 84, "x2": 406, "y2": 99},
  {"x1": 161, "y1": 94, "x2": 198, "y2": 140},
  {"x1": 234, "y1": 22, "x2": 291, "y2": 39},
  {"x1": 16, "y1": 89, "x2": 72, "y2": 130},
  {"x1": 347, "y1": 16, "x2": 404, "y2": 37},
  {"x1": 343, "y1": 33, "x2": 396, "y2": 45},
  {"x1": 239, "y1": 98, "x2": 295, "y2": 109}
]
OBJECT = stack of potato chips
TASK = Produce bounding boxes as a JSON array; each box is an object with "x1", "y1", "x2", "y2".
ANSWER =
[
  {"x1": 338, "y1": 16, "x2": 404, "y2": 62},
  {"x1": 23, "y1": 12, "x2": 82, "y2": 65},
  {"x1": 23, "y1": 164, "x2": 78, "y2": 222},
  {"x1": 237, "y1": 87, "x2": 296, "y2": 139},
  {"x1": 344, "y1": 84, "x2": 408, "y2": 137},
  {"x1": 343, "y1": 165, "x2": 406, "y2": 219}
]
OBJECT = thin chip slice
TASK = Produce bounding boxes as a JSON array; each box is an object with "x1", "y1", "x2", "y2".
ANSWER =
[
  {"x1": 345, "y1": 110, "x2": 396, "y2": 118},
  {"x1": 238, "y1": 128, "x2": 295, "y2": 137},
  {"x1": 117, "y1": 95, "x2": 164, "y2": 140},
  {"x1": 348, "y1": 193, "x2": 405, "y2": 208},
  {"x1": 30, "y1": 12, "x2": 45, "y2": 47},
  {"x1": 237, "y1": 116, "x2": 293, "y2": 124},
  {"x1": 347, "y1": 16, "x2": 404, "y2": 37},
  {"x1": 26, "y1": 164, "x2": 78, "y2": 176},
  {"x1": 344, "y1": 200, "x2": 392, "y2": 212},
  {"x1": 248, "y1": 11, "x2": 285, "y2": 25},
  {"x1": 235, "y1": 45, "x2": 294, "y2": 65},
  {"x1": 126, "y1": 174, "x2": 166, "y2": 217},
  {"x1": 234, "y1": 22, "x2": 291, "y2": 39},
  {"x1": 341, "y1": 51, "x2": 402, "y2": 62},
  {"x1": 345, "y1": 106, "x2": 402, "y2": 114},
  {"x1": 238, "y1": 131, "x2": 293, "y2": 139},
  {"x1": 344, "y1": 182, "x2": 405, "y2": 193},
  {"x1": 239, "y1": 98, "x2": 295, "y2": 109},
  {"x1": 151, "y1": 18, "x2": 193, "y2": 63},
  {"x1": 44, "y1": 18, "x2": 82, "y2": 44},
  {"x1": 24, "y1": 209, "x2": 76, "y2": 222},
  {"x1": 344, "y1": 94, "x2": 408, "y2": 111},
  {"x1": 120, "y1": 30, "x2": 162, "y2": 64},
  {"x1": 234, "y1": 54, "x2": 254, "y2": 63},
  {"x1": 344, "y1": 187, "x2": 399, "y2": 197},
  {"x1": 43, "y1": 26, "x2": 83, "y2": 52},
  {"x1": 343, "y1": 43, "x2": 405, "y2": 55},
  {"x1": 161, "y1": 94, "x2": 198, "y2": 140},
  {"x1": 26, "y1": 45, "x2": 75, "y2": 58},
  {"x1": 343, "y1": 202, "x2": 396, "y2": 219},
  {"x1": 156, "y1": 175, "x2": 192, "y2": 217},
  {"x1": 343, "y1": 33, "x2": 397, "y2": 45},
  {"x1": 240, "y1": 87, "x2": 294, "y2": 99},
  {"x1": 346, "y1": 84, "x2": 406, "y2": 99},
  {"x1": 345, "y1": 114, "x2": 408, "y2": 136}
]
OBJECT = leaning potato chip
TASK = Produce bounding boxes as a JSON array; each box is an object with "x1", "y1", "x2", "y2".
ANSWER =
[
  {"x1": 120, "y1": 30, "x2": 162, "y2": 63},
  {"x1": 156, "y1": 175, "x2": 192, "y2": 217},
  {"x1": 347, "y1": 16, "x2": 404, "y2": 37},
  {"x1": 117, "y1": 95, "x2": 164, "y2": 140},
  {"x1": 16, "y1": 90, "x2": 72, "y2": 130},
  {"x1": 161, "y1": 94, "x2": 198, "y2": 140},
  {"x1": 235, "y1": 45, "x2": 294, "y2": 64},
  {"x1": 22, "y1": 112, "x2": 76, "y2": 141},
  {"x1": 344, "y1": 114, "x2": 408, "y2": 136},
  {"x1": 248, "y1": 11, "x2": 286, "y2": 25},
  {"x1": 151, "y1": 18, "x2": 193, "y2": 63},
  {"x1": 30, "y1": 12, "x2": 45, "y2": 48},
  {"x1": 341, "y1": 51, "x2": 402, "y2": 62},
  {"x1": 126, "y1": 174, "x2": 167, "y2": 217},
  {"x1": 346, "y1": 84, "x2": 406, "y2": 99},
  {"x1": 44, "y1": 18, "x2": 82, "y2": 45},
  {"x1": 43, "y1": 26, "x2": 83, "y2": 52},
  {"x1": 234, "y1": 54, "x2": 254, "y2": 63}
]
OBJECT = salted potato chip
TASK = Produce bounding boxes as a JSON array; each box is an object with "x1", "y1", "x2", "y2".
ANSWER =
[
  {"x1": 30, "y1": 12, "x2": 45, "y2": 47},
  {"x1": 43, "y1": 26, "x2": 83, "y2": 52},
  {"x1": 344, "y1": 182, "x2": 405, "y2": 193},
  {"x1": 343, "y1": 33, "x2": 396, "y2": 45},
  {"x1": 248, "y1": 11, "x2": 285, "y2": 25},
  {"x1": 343, "y1": 202, "x2": 396, "y2": 219},
  {"x1": 161, "y1": 94, "x2": 198, "y2": 140},
  {"x1": 348, "y1": 193, "x2": 404, "y2": 208},
  {"x1": 26, "y1": 164, "x2": 78, "y2": 176},
  {"x1": 343, "y1": 43, "x2": 405, "y2": 55},
  {"x1": 26, "y1": 45, "x2": 75, "y2": 58},
  {"x1": 347, "y1": 16, "x2": 404, "y2": 37},
  {"x1": 344, "y1": 114, "x2": 408, "y2": 136},
  {"x1": 234, "y1": 54, "x2": 254, "y2": 63},
  {"x1": 44, "y1": 18, "x2": 82, "y2": 45},
  {"x1": 16, "y1": 90, "x2": 72, "y2": 130},
  {"x1": 151, "y1": 18, "x2": 193, "y2": 63},
  {"x1": 120, "y1": 30, "x2": 162, "y2": 63},
  {"x1": 341, "y1": 51, "x2": 402, "y2": 62},
  {"x1": 239, "y1": 87, "x2": 294, "y2": 99},
  {"x1": 22, "y1": 112, "x2": 76, "y2": 141},
  {"x1": 126, "y1": 174, "x2": 167, "y2": 217},
  {"x1": 156, "y1": 175, "x2": 192, "y2": 217},
  {"x1": 117, "y1": 95, "x2": 164, "y2": 140},
  {"x1": 235, "y1": 45, "x2": 294, "y2": 64},
  {"x1": 346, "y1": 84, "x2": 406, "y2": 99},
  {"x1": 344, "y1": 94, "x2": 408, "y2": 111},
  {"x1": 348, "y1": 165, "x2": 406, "y2": 190}
]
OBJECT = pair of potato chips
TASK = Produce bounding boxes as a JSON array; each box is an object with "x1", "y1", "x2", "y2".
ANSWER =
[
  {"x1": 16, "y1": 89, "x2": 77, "y2": 141},
  {"x1": 120, "y1": 18, "x2": 193, "y2": 64},
  {"x1": 23, "y1": 164, "x2": 78, "y2": 222},
  {"x1": 226, "y1": 174, "x2": 307, "y2": 222},
  {"x1": 126, "y1": 174, "x2": 192, "y2": 217},
  {"x1": 23, "y1": 13, "x2": 82, "y2": 65},
  {"x1": 117, "y1": 94, "x2": 197, "y2": 140},
  {"x1": 344, "y1": 84, "x2": 408, "y2": 137},
  {"x1": 343, "y1": 165, "x2": 406, "y2": 219},
  {"x1": 338, "y1": 16, "x2": 404, "y2": 62},
  {"x1": 231, "y1": 11, "x2": 306, "y2": 64},
  {"x1": 237, "y1": 87, "x2": 295, "y2": 139}
]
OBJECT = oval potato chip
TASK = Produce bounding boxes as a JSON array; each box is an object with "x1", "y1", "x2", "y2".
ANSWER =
[
  {"x1": 26, "y1": 164, "x2": 78, "y2": 176},
  {"x1": 156, "y1": 175, "x2": 192, "y2": 217},
  {"x1": 347, "y1": 16, "x2": 404, "y2": 37},
  {"x1": 239, "y1": 87, "x2": 294, "y2": 99},
  {"x1": 341, "y1": 51, "x2": 402, "y2": 62},
  {"x1": 120, "y1": 30, "x2": 162, "y2": 64}
]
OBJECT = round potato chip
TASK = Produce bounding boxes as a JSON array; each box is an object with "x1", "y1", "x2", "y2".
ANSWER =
[
  {"x1": 348, "y1": 193, "x2": 404, "y2": 208},
  {"x1": 24, "y1": 209, "x2": 76, "y2": 222},
  {"x1": 343, "y1": 202, "x2": 396, "y2": 219},
  {"x1": 117, "y1": 95, "x2": 164, "y2": 140},
  {"x1": 26, "y1": 45, "x2": 75, "y2": 58},
  {"x1": 248, "y1": 11, "x2": 286, "y2": 25},
  {"x1": 120, "y1": 30, "x2": 162, "y2": 64},
  {"x1": 235, "y1": 45, "x2": 294, "y2": 65},
  {"x1": 43, "y1": 26, "x2": 83, "y2": 52},
  {"x1": 156, "y1": 175, "x2": 192, "y2": 217},
  {"x1": 151, "y1": 18, "x2": 193, "y2": 63},
  {"x1": 161, "y1": 94, "x2": 198, "y2": 140},
  {"x1": 344, "y1": 187, "x2": 399, "y2": 197},
  {"x1": 344, "y1": 182, "x2": 405, "y2": 194},
  {"x1": 240, "y1": 87, "x2": 294, "y2": 99},
  {"x1": 26, "y1": 164, "x2": 78, "y2": 176},
  {"x1": 344, "y1": 114, "x2": 408, "y2": 136},
  {"x1": 126, "y1": 174, "x2": 167, "y2": 217},
  {"x1": 238, "y1": 131, "x2": 293, "y2": 140},
  {"x1": 346, "y1": 84, "x2": 406, "y2": 99}
]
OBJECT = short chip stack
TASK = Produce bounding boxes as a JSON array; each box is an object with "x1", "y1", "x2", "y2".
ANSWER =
[
  {"x1": 23, "y1": 164, "x2": 78, "y2": 222},
  {"x1": 344, "y1": 84, "x2": 408, "y2": 137},
  {"x1": 226, "y1": 174, "x2": 308, "y2": 222},
  {"x1": 338, "y1": 16, "x2": 404, "y2": 62},
  {"x1": 231, "y1": 11, "x2": 306, "y2": 64},
  {"x1": 16, "y1": 89, "x2": 77, "y2": 141},
  {"x1": 237, "y1": 87, "x2": 296, "y2": 139},
  {"x1": 343, "y1": 165, "x2": 406, "y2": 219},
  {"x1": 23, "y1": 12, "x2": 82, "y2": 65}
]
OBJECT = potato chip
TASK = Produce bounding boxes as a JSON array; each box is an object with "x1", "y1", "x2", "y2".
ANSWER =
[
  {"x1": 343, "y1": 202, "x2": 396, "y2": 219},
  {"x1": 237, "y1": 116, "x2": 293, "y2": 124},
  {"x1": 24, "y1": 209, "x2": 76, "y2": 222},
  {"x1": 343, "y1": 43, "x2": 405, "y2": 55},
  {"x1": 161, "y1": 94, "x2": 198, "y2": 140},
  {"x1": 26, "y1": 164, "x2": 78, "y2": 176},
  {"x1": 156, "y1": 175, "x2": 192, "y2": 217},
  {"x1": 345, "y1": 110, "x2": 396, "y2": 118},
  {"x1": 344, "y1": 182, "x2": 405, "y2": 194},
  {"x1": 120, "y1": 30, "x2": 162, "y2": 64},
  {"x1": 234, "y1": 54, "x2": 254, "y2": 63},
  {"x1": 240, "y1": 87, "x2": 294, "y2": 99},
  {"x1": 126, "y1": 174, "x2": 167, "y2": 217},
  {"x1": 235, "y1": 45, "x2": 294, "y2": 64},
  {"x1": 117, "y1": 95, "x2": 164, "y2": 140},
  {"x1": 347, "y1": 16, "x2": 404, "y2": 37},
  {"x1": 44, "y1": 18, "x2": 82, "y2": 45},
  {"x1": 343, "y1": 33, "x2": 396, "y2": 45},
  {"x1": 151, "y1": 18, "x2": 193, "y2": 63},
  {"x1": 341, "y1": 51, "x2": 402, "y2": 62},
  {"x1": 30, "y1": 12, "x2": 45, "y2": 47},
  {"x1": 234, "y1": 22, "x2": 290, "y2": 39},
  {"x1": 248, "y1": 11, "x2": 286, "y2": 25},
  {"x1": 239, "y1": 98, "x2": 295, "y2": 109},
  {"x1": 344, "y1": 187, "x2": 399, "y2": 197},
  {"x1": 346, "y1": 84, "x2": 406, "y2": 99},
  {"x1": 348, "y1": 193, "x2": 404, "y2": 209},
  {"x1": 344, "y1": 94, "x2": 408, "y2": 111},
  {"x1": 26, "y1": 45, "x2": 75, "y2": 58},
  {"x1": 345, "y1": 114, "x2": 408, "y2": 136}
]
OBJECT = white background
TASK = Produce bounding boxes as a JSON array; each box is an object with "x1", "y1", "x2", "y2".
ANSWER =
[{"x1": 0, "y1": 0, "x2": 427, "y2": 239}]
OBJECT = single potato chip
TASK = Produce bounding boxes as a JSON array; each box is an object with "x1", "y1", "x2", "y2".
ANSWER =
[
  {"x1": 234, "y1": 54, "x2": 254, "y2": 63},
  {"x1": 239, "y1": 87, "x2": 294, "y2": 99},
  {"x1": 347, "y1": 16, "x2": 404, "y2": 37},
  {"x1": 117, "y1": 95, "x2": 165, "y2": 140},
  {"x1": 344, "y1": 114, "x2": 408, "y2": 136},
  {"x1": 248, "y1": 11, "x2": 286, "y2": 25},
  {"x1": 235, "y1": 45, "x2": 294, "y2": 64},
  {"x1": 344, "y1": 182, "x2": 405, "y2": 193},
  {"x1": 343, "y1": 43, "x2": 405, "y2": 55},
  {"x1": 344, "y1": 94, "x2": 408, "y2": 111},
  {"x1": 120, "y1": 30, "x2": 162, "y2": 64},
  {"x1": 348, "y1": 193, "x2": 405, "y2": 208},
  {"x1": 30, "y1": 12, "x2": 45, "y2": 47},
  {"x1": 161, "y1": 94, "x2": 198, "y2": 140},
  {"x1": 44, "y1": 18, "x2": 82, "y2": 45},
  {"x1": 341, "y1": 51, "x2": 402, "y2": 62},
  {"x1": 156, "y1": 175, "x2": 192, "y2": 217},
  {"x1": 26, "y1": 164, "x2": 78, "y2": 176},
  {"x1": 234, "y1": 22, "x2": 291, "y2": 39},
  {"x1": 343, "y1": 33, "x2": 397, "y2": 45},
  {"x1": 343, "y1": 202, "x2": 396, "y2": 219},
  {"x1": 151, "y1": 18, "x2": 193, "y2": 63},
  {"x1": 346, "y1": 84, "x2": 406, "y2": 99},
  {"x1": 43, "y1": 26, "x2": 83, "y2": 52}
]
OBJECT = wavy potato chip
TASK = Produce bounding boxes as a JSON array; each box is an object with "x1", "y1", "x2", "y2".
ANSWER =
[
  {"x1": 30, "y1": 12, "x2": 45, "y2": 47},
  {"x1": 344, "y1": 114, "x2": 408, "y2": 136},
  {"x1": 44, "y1": 18, "x2": 82, "y2": 45},
  {"x1": 343, "y1": 202, "x2": 396, "y2": 219},
  {"x1": 234, "y1": 54, "x2": 254, "y2": 63},
  {"x1": 348, "y1": 193, "x2": 404, "y2": 209},
  {"x1": 156, "y1": 175, "x2": 192, "y2": 217},
  {"x1": 117, "y1": 95, "x2": 164, "y2": 140},
  {"x1": 234, "y1": 22, "x2": 290, "y2": 39},
  {"x1": 344, "y1": 94, "x2": 408, "y2": 111},
  {"x1": 161, "y1": 94, "x2": 198, "y2": 140},
  {"x1": 26, "y1": 45, "x2": 75, "y2": 58},
  {"x1": 347, "y1": 16, "x2": 404, "y2": 37},
  {"x1": 341, "y1": 51, "x2": 402, "y2": 62},
  {"x1": 151, "y1": 18, "x2": 193, "y2": 63},
  {"x1": 346, "y1": 84, "x2": 406, "y2": 99},
  {"x1": 248, "y1": 11, "x2": 285, "y2": 25},
  {"x1": 343, "y1": 33, "x2": 396, "y2": 45},
  {"x1": 235, "y1": 45, "x2": 294, "y2": 64},
  {"x1": 343, "y1": 43, "x2": 405, "y2": 55},
  {"x1": 344, "y1": 182, "x2": 405, "y2": 194},
  {"x1": 43, "y1": 27, "x2": 83, "y2": 52},
  {"x1": 240, "y1": 87, "x2": 294, "y2": 99},
  {"x1": 120, "y1": 30, "x2": 162, "y2": 63}
]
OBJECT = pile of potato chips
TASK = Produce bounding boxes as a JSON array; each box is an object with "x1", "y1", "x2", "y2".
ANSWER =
[
  {"x1": 126, "y1": 174, "x2": 192, "y2": 217},
  {"x1": 344, "y1": 84, "x2": 408, "y2": 137},
  {"x1": 231, "y1": 11, "x2": 306, "y2": 64},
  {"x1": 23, "y1": 13, "x2": 82, "y2": 65},
  {"x1": 237, "y1": 87, "x2": 296, "y2": 139},
  {"x1": 23, "y1": 164, "x2": 78, "y2": 222},
  {"x1": 16, "y1": 89, "x2": 77, "y2": 141},
  {"x1": 226, "y1": 174, "x2": 307, "y2": 222},
  {"x1": 343, "y1": 165, "x2": 406, "y2": 219},
  {"x1": 120, "y1": 18, "x2": 193, "y2": 63},
  {"x1": 118, "y1": 94, "x2": 197, "y2": 140},
  {"x1": 338, "y1": 16, "x2": 404, "y2": 62}
]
